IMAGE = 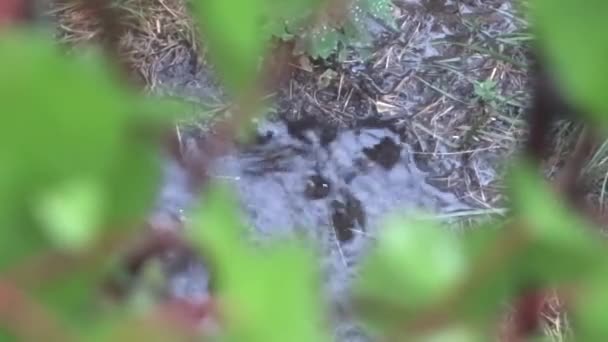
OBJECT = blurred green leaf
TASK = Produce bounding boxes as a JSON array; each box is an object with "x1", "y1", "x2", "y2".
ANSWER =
[
  {"x1": 35, "y1": 266, "x2": 105, "y2": 327},
  {"x1": 188, "y1": 183, "x2": 329, "y2": 342},
  {"x1": 103, "y1": 141, "x2": 158, "y2": 222},
  {"x1": 0, "y1": 33, "x2": 129, "y2": 182},
  {"x1": 83, "y1": 310, "x2": 188, "y2": 342},
  {"x1": 0, "y1": 31, "x2": 160, "y2": 266},
  {"x1": 0, "y1": 223, "x2": 47, "y2": 270},
  {"x1": 0, "y1": 328, "x2": 17, "y2": 342},
  {"x1": 507, "y1": 161, "x2": 605, "y2": 282},
  {"x1": 417, "y1": 324, "x2": 488, "y2": 342},
  {"x1": 190, "y1": 0, "x2": 265, "y2": 93},
  {"x1": 0, "y1": 31, "x2": 162, "y2": 333},
  {"x1": 573, "y1": 267, "x2": 608, "y2": 340},
  {"x1": 33, "y1": 178, "x2": 105, "y2": 252},
  {"x1": 135, "y1": 96, "x2": 194, "y2": 124},
  {"x1": 473, "y1": 79, "x2": 499, "y2": 103},
  {"x1": 454, "y1": 224, "x2": 518, "y2": 322},
  {"x1": 532, "y1": 0, "x2": 608, "y2": 124},
  {"x1": 355, "y1": 214, "x2": 467, "y2": 330},
  {"x1": 188, "y1": 183, "x2": 246, "y2": 261}
]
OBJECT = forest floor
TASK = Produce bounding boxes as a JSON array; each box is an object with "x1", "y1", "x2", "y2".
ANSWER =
[
  {"x1": 52, "y1": 0, "x2": 589, "y2": 340},
  {"x1": 55, "y1": 0, "x2": 541, "y2": 211}
]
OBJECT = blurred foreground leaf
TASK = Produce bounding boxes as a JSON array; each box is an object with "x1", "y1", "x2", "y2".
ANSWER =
[
  {"x1": 0, "y1": 30, "x2": 160, "y2": 268},
  {"x1": 33, "y1": 178, "x2": 105, "y2": 252},
  {"x1": 190, "y1": 0, "x2": 265, "y2": 94},
  {"x1": 574, "y1": 269, "x2": 608, "y2": 340},
  {"x1": 188, "y1": 183, "x2": 329, "y2": 342},
  {"x1": 0, "y1": 30, "x2": 164, "y2": 337},
  {"x1": 355, "y1": 214, "x2": 468, "y2": 333},
  {"x1": 309, "y1": 26, "x2": 341, "y2": 59},
  {"x1": 507, "y1": 161, "x2": 605, "y2": 283},
  {"x1": 532, "y1": 0, "x2": 608, "y2": 125}
]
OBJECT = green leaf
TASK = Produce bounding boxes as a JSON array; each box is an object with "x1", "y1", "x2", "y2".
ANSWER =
[
  {"x1": 309, "y1": 26, "x2": 341, "y2": 59},
  {"x1": 0, "y1": 32, "x2": 125, "y2": 266},
  {"x1": 84, "y1": 313, "x2": 189, "y2": 342},
  {"x1": 507, "y1": 161, "x2": 605, "y2": 282},
  {"x1": 0, "y1": 33, "x2": 161, "y2": 330},
  {"x1": 190, "y1": 0, "x2": 266, "y2": 93},
  {"x1": 188, "y1": 182, "x2": 330, "y2": 342},
  {"x1": 35, "y1": 266, "x2": 105, "y2": 328},
  {"x1": 33, "y1": 178, "x2": 105, "y2": 252},
  {"x1": 0, "y1": 327, "x2": 17, "y2": 342},
  {"x1": 355, "y1": 214, "x2": 467, "y2": 330},
  {"x1": 357, "y1": 0, "x2": 395, "y2": 28},
  {"x1": 531, "y1": 0, "x2": 608, "y2": 125},
  {"x1": 473, "y1": 79, "x2": 498, "y2": 102},
  {"x1": 455, "y1": 223, "x2": 518, "y2": 322},
  {"x1": 573, "y1": 267, "x2": 608, "y2": 340},
  {"x1": 188, "y1": 182, "x2": 246, "y2": 262},
  {"x1": 417, "y1": 324, "x2": 488, "y2": 342},
  {"x1": 103, "y1": 141, "x2": 159, "y2": 223},
  {"x1": 135, "y1": 96, "x2": 194, "y2": 124},
  {"x1": 0, "y1": 223, "x2": 47, "y2": 270}
]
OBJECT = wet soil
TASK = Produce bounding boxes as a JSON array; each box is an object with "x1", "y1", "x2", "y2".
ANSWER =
[
  {"x1": 154, "y1": 117, "x2": 472, "y2": 339},
  {"x1": 144, "y1": 0, "x2": 530, "y2": 340}
]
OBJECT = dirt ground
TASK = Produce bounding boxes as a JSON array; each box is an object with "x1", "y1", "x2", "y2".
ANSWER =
[
  {"x1": 65, "y1": 0, "x2": 532, "y2": 208},
  {"x1": 53, "y1": 0, "x2": 580, "y2": 339}
]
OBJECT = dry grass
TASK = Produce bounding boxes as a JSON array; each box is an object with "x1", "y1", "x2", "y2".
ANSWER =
[
  {"x1": 541, "y1": 291, "x2": 573, "y2": 342},
  {"x1": 276, "y1": 0, "x2": 531, "y2": 210},
  {"x1": 370, "y1": 1, "x2": 531, "y2": 208},
  {"x1": 51, "y1": 0, "x2": 198, "y2": 87}
]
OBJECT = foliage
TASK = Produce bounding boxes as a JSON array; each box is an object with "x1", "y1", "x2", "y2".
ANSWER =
[
  {"x1": 0, "y1": 28, "x2": 162, "y2": 337},
  {"x1": 473, "y1": 79, "x2": 502, "y2": 108},
  {"x1": 278, "y1": 0, "x2": 396, "y2": 59},
  {"x1": 2, "y1": 0, "x2": 608, "y2": 341},
  {"x1": 194, "y1": 0, "x2": 396, "y2": 72}
]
